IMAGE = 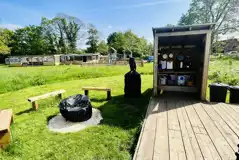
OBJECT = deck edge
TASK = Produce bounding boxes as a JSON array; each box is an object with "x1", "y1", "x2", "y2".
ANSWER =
[{"x1": 133, "y1": 97, "x2": 154, "y2": 160}]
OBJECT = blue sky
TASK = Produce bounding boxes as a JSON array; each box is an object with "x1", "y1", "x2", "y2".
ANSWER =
[{"x1": 0, "y1": 0, "x2": 190, "y2": 42}]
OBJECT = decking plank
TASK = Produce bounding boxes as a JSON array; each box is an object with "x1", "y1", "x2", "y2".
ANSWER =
[
  {"x1": 211, "y1": 103, "x2": 239, "y2": 137},
  {"x1": 193, "y1": 102, "x2": 234, "y2": 160},
  {"x1": 183, "y1": 101, "x2": 221, "y2": 160},
  {"x1": 176, "y1": 101, "x2": 203, "y2": 160},
  {"x1": 202, "y1": 102, "x2": 238, "y2": 153},
  {"x1": 153, "y1": 100, "x2": 170, "y2": 160},
  {"x1": 226, "y1": 104, "x2": 239, "y2": 115},
  {"x1": 135, "y1": 98, "x2": 158, "y2": 160},
  {"x1": 167, "y1": 100, "x2": 186, "y2": 160},
  {"x1": 219, "y1": 103, "x2": 239, "y2": 126}
]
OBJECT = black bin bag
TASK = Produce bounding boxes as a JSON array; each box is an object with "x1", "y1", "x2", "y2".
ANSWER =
[{"x1": 59, "y1": 94, "x2": 92, "y2": 122}]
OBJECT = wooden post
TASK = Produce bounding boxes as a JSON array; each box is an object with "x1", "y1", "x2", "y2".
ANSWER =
[
  {"x1": 107, "y1": 91, "x2": 111, "y2": 100},
  {"x1": 201, "y1": 32, "x2": 212, "y2": 101},
  {"x1": 57, "y1": 93, "x2": 62, "y2": 99},
  {"x1": 84, "y1": 90, "x2": 89, "y2": 96},
  {"x1": 153, "y1": 36, "x2": 158, "y2": 96},
  {"x1": 32, "y1": 101, "x2": 39, "y2": 110},
  {"x1": 141, "y1": 59, "x2": 144, "y2": 67}
]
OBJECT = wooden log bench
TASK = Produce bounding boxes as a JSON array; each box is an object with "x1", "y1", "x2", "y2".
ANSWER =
[
  {"x1": 0, "y1": 109, "x2": 13, "y2": 149},
  {"x1": 28, "y1": 89, "x2": 66, "y2": 110},
  {"x1": 82, "y1": 87, "x2": 111, "y2": 100}
]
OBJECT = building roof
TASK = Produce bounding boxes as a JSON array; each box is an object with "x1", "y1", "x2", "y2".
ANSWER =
[{"x1": 152, "y1": 23, "x2": 215, "y2": 35}]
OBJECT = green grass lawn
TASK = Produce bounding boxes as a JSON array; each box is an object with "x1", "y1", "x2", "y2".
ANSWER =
[
  {"x1": 0, "y1": 64, "x2": 153, "y2": 94},
  {"x1": 209, "y1": 56, "x2": 239, "y2": 85},
  {"x1": 0, "y1": 75, "x2": 153, "y2": 160}
]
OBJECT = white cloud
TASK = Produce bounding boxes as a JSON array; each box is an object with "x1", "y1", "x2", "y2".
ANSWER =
[
  {"x1": 0, "y1": 24, "x2": 22, "y2": 30},
  {"x1": 107, "y1": 25, "x2": 112, "y2": 29}
]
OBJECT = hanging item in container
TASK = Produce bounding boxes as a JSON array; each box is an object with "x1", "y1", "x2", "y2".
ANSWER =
[
  {"x1": 176, "y1": 55, "x2": 184, "y2": 69},
  {"x1": 162, "y1": 54, "x2": 168, "y2": 59},
  {"x1": 166, "y1": 61, "x2": 173, "y2": 69},
  {"x1": 167, "y1": 75, "x2": 175, "y2": 86},
  {"x1": 159, "y1": 76, "x2": 167, "y2": 85},
  {"x1": 184, "y1": 75, "x2": 191, "y2": 86},
  {"x1": 158, "y1": 62, "x2": 162, "y2": 71},
  {"x1": 184, "y1": 56, "x2": 192, "y2": 69},
  {"x1": 178, "y1": 75, "x2": 185, "y2": 86},
  {"x1": 169, "y1": 53, "x2": 173, "y2": 58},
  {"x1": 170, "y1": 74, "x2": 177, "y2": 81},
  {"x1": 187, "y1": 76, "x2": 194, "y2": 86},
  {"x1": 161, "y1": 60, "x2": 167, "y2": 69},
  {"x1": 166, "y1": 53, "x2": 173, "y2": 70}
]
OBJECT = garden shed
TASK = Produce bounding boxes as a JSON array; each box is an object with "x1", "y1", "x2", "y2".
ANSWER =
[{"x1": 152, "y1": 24, "x2": 215, "y2": 100}]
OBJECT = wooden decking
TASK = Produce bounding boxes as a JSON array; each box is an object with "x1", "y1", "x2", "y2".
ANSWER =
[{"x1": 134, "y1": 98, "x2": 239, "y2": 160}]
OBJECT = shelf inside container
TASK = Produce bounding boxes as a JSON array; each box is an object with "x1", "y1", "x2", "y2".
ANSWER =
[
  {"x1": 158, "y1": 70, "x2": 197, "y2": 74},
  {"x1": 159, "y1": 86, "x2": 198, "y2": 92}
]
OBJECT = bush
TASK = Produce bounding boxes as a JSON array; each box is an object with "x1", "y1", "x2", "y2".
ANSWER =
[{"x1": 209, "y1": 71, "x2": 239, "y2": 86}]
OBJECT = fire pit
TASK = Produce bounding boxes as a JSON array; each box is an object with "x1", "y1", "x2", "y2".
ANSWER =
[{"x1": 59, "y1": 94, "x2": 92, "y2": 122}]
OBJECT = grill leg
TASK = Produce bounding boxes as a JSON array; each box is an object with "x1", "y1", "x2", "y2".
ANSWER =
[{"x1": 107, "y1": 91, "x2": 111, "y2": 100}]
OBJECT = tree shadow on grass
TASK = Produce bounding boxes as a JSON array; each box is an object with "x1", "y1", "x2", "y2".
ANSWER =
[
  {"x1": 95, "y1": 89, "x2": 152, "y2": 130},
  {"x1": 15, "y1": 108, "x2": 35, "y2": 115},
  {"x1": 98, "y1": 89, "x2": 152, "y2": 130},
  {"x1": 94, "y1": 89, "x2": 152, "y2": 157},
  {"x1": 46, "y1": 113, "x2": 58, "y2": 123},
  {"x1": 90, "y1": 98, "x2": 108, "y2": 103}
]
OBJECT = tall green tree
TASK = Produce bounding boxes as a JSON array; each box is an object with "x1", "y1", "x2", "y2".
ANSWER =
[
  {"x1": 98, "y1": 40, "x2": 108, "y2": 55},
  {"x1": 41, "y1": 18, "x2": 58, "y2": 54},
  {"x1": 41, "y1": 14, "x2": 85, "y2": 54},
  {"x1": 178, "y1": 0, "x2": 239, "y2": 40},
  {"x1": 107, "y1": 32, "x2": 126, "y2": 53},
  {"x1": 57, "y1": 13, "x2": 85, "y2": 53},
  {"x1": 0, "y1": 28, "x2": 13, "y2": 55},
  {"x1": 107, "y1": 30, "x2": 152, "y2": 57},
  {"x1": 86, "y1": 25, "x2": 99, "y2": 53},
  {"x1": 10, "y1": 25, "x2": 47, "y2": 55}
]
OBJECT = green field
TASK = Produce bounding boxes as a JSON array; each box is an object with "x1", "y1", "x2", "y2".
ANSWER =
[
  {"x1": 0, "y1": 64, "x2": 153, "y2": 94},
  {"x1": 0, "y1": 57, "x2": 238, "y2": 159}
]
